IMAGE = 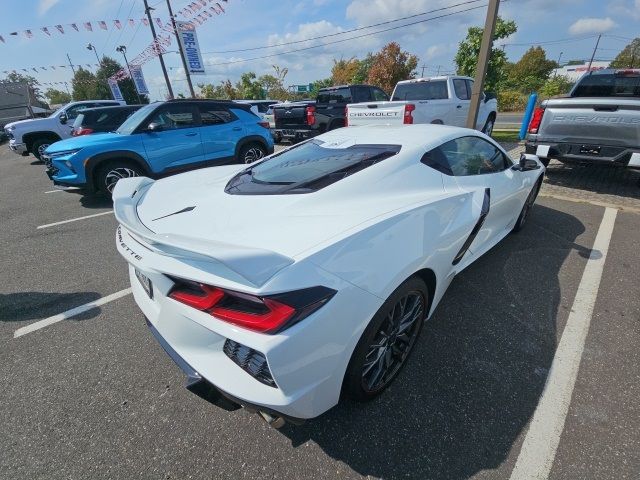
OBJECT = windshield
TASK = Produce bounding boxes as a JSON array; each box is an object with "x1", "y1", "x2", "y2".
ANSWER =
[
  {"x1": 48, "y1": 105, "x2": 66, "y2": 118},
  {"x1": 572, "y1": 72, "x2": 640, "y2": 97},
  {"x1": 225, "y1": 140, "x2": 401, "y2": 194},
  {"x1": 116, "y1": 103, "x2": 156, "y2": 134},
  {"x1": 392, "y1": 81, "x2": 448, "y2": 101},
  {"x1": 317, "y1": 88, "x2": 352, "y2": 104}
]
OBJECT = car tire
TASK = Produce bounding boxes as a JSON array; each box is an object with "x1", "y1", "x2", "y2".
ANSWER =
[
  {"x1": 31, "y1": 136, "x2": 58, "y2": 161},
  {"x1": 482, "y1": 115, "x2": 495, "y2": 136},
  {"x1": 238, "y1": 142, "x2": 267, "y2": 164},
  {"x1": 512, "y1": 176, "x2": 543, "y2": 233},
  {"x1": 96, "y1": 160, "x2": 143, "y2": 196},
  {"x1": 343, "y1": 276, "x2": 429, "y2": 402},
  {"x1": 540, "y1": 158, "x2": 550, "y2": 167}
]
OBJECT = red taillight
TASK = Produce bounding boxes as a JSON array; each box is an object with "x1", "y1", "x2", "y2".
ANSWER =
[
  {"x1": 403, "y1": 104, "x2": 415, "y2": 124},
  {"x1": 73, "y1": 127, "x2": 93, "y2": 136},
  {"x1": 258, "y1": 121, "x2": 270, "y2": 129},
  {"x1": 169, "y1": 279, "x2": 336, "y2": 334},
  {"x1": 528, "y1": 107, "x2": 545, "y2": 134},
  {"x1": 344, "y1": 106, "x2": 348, "y2": 127},
  {"x1": 306, "y1": 105, "x2": 316, "y2": 126}
]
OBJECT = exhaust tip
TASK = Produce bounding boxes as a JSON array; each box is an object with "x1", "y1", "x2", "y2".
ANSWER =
[{"x1": 258, "y1": 411, "x2": 286, "y2": 429}]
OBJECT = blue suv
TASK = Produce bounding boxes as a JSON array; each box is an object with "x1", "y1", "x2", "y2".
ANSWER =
[{"x1": 43, "y1": 100, "x2": 274, "y2": 194}]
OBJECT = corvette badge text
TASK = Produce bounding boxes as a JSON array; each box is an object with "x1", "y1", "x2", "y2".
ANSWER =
[{"x1": 117, "y1": 226, "x2": 142, "y2": 261}]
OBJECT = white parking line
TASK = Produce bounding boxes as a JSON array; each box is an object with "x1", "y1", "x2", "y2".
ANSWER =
[
  {"x1": 13, "y1": 288, "x2": 132, "y2": 338},
  {"x1": 510, "y1": 207, "x2": 618, "y2": 480},
  {"x1": 37, "y1": 211, "x2": 113, "y2": 229},
  {"x1": 44, "y1": 189, "x2": 63, "y2": 194}
]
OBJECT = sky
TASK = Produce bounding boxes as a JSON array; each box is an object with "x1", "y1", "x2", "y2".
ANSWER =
[{"x1": 0, "y1": 0, "x2": 638, "y2": 101}]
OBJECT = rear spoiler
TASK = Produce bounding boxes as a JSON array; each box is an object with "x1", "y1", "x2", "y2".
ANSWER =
[{"x1": 112, "y1": 177, "x2": 294, "y2": 287}]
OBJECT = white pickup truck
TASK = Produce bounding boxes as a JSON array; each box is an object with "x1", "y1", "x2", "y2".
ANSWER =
[
  {"x1": 4, "y1": 99, "x2": 124, "y2": 160},
  {"x1": 346, "y1": 75, "x2": 498, "y2": 134}
]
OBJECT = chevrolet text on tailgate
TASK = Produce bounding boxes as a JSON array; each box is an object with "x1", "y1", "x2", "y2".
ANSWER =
[
  {"x1": 525, "y1": 68, "x2": 640, "y2": 172},
  {"x1": 346, "y1": 75, "x2": 498, "y2": 134}
]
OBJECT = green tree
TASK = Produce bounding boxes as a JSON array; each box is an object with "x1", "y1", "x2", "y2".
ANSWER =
[
  {"x1": 44, "y1": 88, "x2": 71, "y2": 104},
  {"x1": 71, "y1": 68, "x2": 99, "y2": 100},
  {"x1": 235, "y1": 72, "x2": 264, "y2": 99},
  {"x1": 352, "y1": 53, "x2": 375, "y2": 84},
  {"x1": 2, "y1": 71, "x2": 43, "y2": 100},
  {"x1": 609, "y1": 37, "x2": 640, "y2": 68},
  {"x1": 367, "y1": 42, "x2": 418, "y2": 94},
  {"x1": 454, "y1": 16, "x2": 517, "y2": 92},
  {"x1": 308, "y1": 78, "x2": 333, "y2": 97},
  {"x1": 507, "y1": 46, "x2": 557, "y2": 92},
  {"x1": 94, "y1": 56, "x2": 148, "y2": 104},
  {"x1": 539, "y1": 76, "x2": 574, "y2": 98},
  {"x1": 331, "y1": 57, "x2": 361, "y2": 85},
  {"x1": 198, "y1": 79, "x2": 239, "y2": 99},
  {"x1": 258, "y1": 65, "x2": 289, "y2": 100}
]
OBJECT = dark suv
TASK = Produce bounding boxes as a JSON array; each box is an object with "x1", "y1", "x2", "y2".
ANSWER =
[
  {"x1": 273, "y1": 84, "x2": 388, "y2": 142},
  {"x1": 71, "y1": 105, "x2": 143, "y2": 136}
]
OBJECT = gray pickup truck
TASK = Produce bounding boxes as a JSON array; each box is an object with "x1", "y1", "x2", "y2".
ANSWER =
[{"x1": 525, "y1": 69, "x2": 640, "y2": 174}]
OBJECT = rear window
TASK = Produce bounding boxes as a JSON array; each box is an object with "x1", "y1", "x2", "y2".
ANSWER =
[
  {"x1": 72, "y1": 113, "x2": 86, "y2": 129},
  {"x1": 317, "y1": 88, "x2": 352, "y2": 104},
  {"x1": 392, "y1": 81, "x2": 448, "y2": 101},
  {"x1": 225, "y1": 140, "x2": 401, "y2": 194},
  {"x1": 572, "y1": 72, "x2": 640, "y2": 97}
]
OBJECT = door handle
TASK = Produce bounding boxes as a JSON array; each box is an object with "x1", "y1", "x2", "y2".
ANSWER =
[
  {"x1": 184, "y1": 132, "x2": 198, "y2": 136},
  {"x1": 232, "y1": 127, "x2": 242, "y2": 131},
  {"x1": 456, "y1": 105, "x2": 463, "y2": 109}
]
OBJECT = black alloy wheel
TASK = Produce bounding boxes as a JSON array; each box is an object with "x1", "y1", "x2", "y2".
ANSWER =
[{"x1": 344, "y1": 277, "x2": 429, "y2": 401}]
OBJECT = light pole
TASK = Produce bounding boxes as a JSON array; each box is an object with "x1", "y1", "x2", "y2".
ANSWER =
[
  {"x1": 116, "y1": 45, "x2": 142, "y2": 104},
  {"x1": 87, "y1": 43, "x2": 101, "y2": 67},
  {"x1": 554, "y1": 51, "x2": 563, "y2": 79},
  {"x1": 144, "y1": 0, "x2": 174, "y2": 99}
]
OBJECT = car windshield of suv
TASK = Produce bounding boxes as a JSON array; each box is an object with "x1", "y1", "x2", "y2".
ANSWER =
[
  {"x1": 572, "y1": 72, "x2": 640, "y2": 97},
  {"x1": 392, "y1": 81, "x2": 448, "y2": 101},
  {"x1": 317, "y1": 88, "x2": 352, "y2": 103},
  {"x1": 225, "y1": 140, "x2": 401, "y2": 194},
  {"x1": 116, "y1": 103, "x2": 156, "y2": 134}
]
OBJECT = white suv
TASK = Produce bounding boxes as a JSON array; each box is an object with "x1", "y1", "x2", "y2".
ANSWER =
[{"x1": 5, "y1": 100, "x2": 125, "y2": 160}]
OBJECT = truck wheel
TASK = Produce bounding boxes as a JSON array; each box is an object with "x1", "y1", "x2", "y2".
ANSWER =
[
  {"x1": 482, "y1": 115, "x2": 495, "y2": 136},
  {"x1": 31, "y1": 136, "x2": 58, "y2": 161},
  {"x1": 96, "y1": 160, "x2": 143, "y2": 196},
  {"x1": 238, "y1": 143, "x2": 267, "y2": 164}
]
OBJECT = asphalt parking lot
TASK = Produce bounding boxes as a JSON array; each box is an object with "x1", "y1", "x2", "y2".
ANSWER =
[{"x1": 1, "y1": 143, "x2": 639, "y2": 480}]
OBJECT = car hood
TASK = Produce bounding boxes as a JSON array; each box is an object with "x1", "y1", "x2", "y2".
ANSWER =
[
  {"x1": 5, "y1": 117, "x2": 50, "y2": 130},
  {"x1": 44, "y1": 132, "x2": 124, "y2": 153},
  {"x1": 131, "y1": 165, "x2": 440, "y2": 260}
]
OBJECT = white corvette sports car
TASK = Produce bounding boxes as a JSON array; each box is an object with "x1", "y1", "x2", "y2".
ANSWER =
[{"x1": 113, "y1": 124, "x2": 544, "y2": 425}]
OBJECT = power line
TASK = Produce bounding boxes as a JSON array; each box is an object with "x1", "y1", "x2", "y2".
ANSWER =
[
  {"x1": 201, "y1": 0, "x2": 488, "y2": 55},
  {"x1": 502, "y1": 34, "x2": 599, "y2": 47},
  {"x1": 110, "y1": 0, "x2": 138, "y2": 54},
  {"x1": 201, "y1": 3, "x2": 488, "y2": 66},
  {"x1": 100, "y1": 0, "x2": 125, "y2": 54}
]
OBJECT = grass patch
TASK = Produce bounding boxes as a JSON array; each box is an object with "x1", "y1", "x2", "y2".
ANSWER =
[{"x1": 491, "y1": 130, "x2": 521, "y2": 143}]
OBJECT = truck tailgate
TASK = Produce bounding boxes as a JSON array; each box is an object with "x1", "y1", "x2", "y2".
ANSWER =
[
  {"x1": 274, "y1": 104, "x2": 307, "y2": 129},
  {"x1": 346, "y1": 101, "x2": 407, "y2": 127},
  {"x1": 537, "y1": 98, "x2": 640, "y2": 146}
]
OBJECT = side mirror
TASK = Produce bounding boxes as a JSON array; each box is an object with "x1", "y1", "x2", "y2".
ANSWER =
[
  {"x1": 59, "y1": 112, "x2": 68, "y2": 125},
  {"x1": 146, "y1": 122, "x2": 163, "y2": 132},
  {"x1": 514, "y1": 153, "x2": 541, "y2": 171}
]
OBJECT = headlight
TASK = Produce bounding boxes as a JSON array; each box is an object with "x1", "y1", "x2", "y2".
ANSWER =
[{"x1": 48, "y1": 148, "x2": 81, "y2": 158}]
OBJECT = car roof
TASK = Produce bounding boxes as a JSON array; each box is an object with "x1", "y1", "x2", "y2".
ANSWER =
[{"x1": 77, "y1": 105, "x2": 142, "y2": 113}]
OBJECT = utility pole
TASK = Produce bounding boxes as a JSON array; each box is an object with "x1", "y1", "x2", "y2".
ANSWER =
[
  {"x1": 420, "y1": 65, "x2": 427, "y2": 77},
  {"x1": 166, "y1": 0, "x2": 195, "y2": 98},
  {"x1": 466, "y1": 0, "x2": 500, "y2": 130},
  {"x1": 144, "y1": 0, "x2": 174, "y2": 99},
  {"x1": 587, "y1": 34, "x2": 601, "y2": 71},
  {"x1": 66, "y1": 53, "x2": 76, "y2": 75},
  {"x1": 116, "y1": 45, "x2": 143, "y2": 104}
]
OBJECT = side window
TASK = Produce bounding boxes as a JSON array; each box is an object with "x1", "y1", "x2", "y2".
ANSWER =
[
  {"x1": 453, "y1": 79, "x2": 469, "y2": 100},
  {"x1": 423, "y1": 136, "x2": 509, "y2": 176},
  {"x1": 64, "y1": 104, "x2": 88, "y2": 120},
  {"x1": 256, "y1": 103, "x2": 271, "y2": 114},
  {"x1": 372, "y1": 88, "x2": 389, "y2": 101},
  {"x1": 199, "y1": 105, "x2": 236, "y2": 125},
  {"x1": 146, "y1": 104, "x2": 198, "y2": 130}
]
